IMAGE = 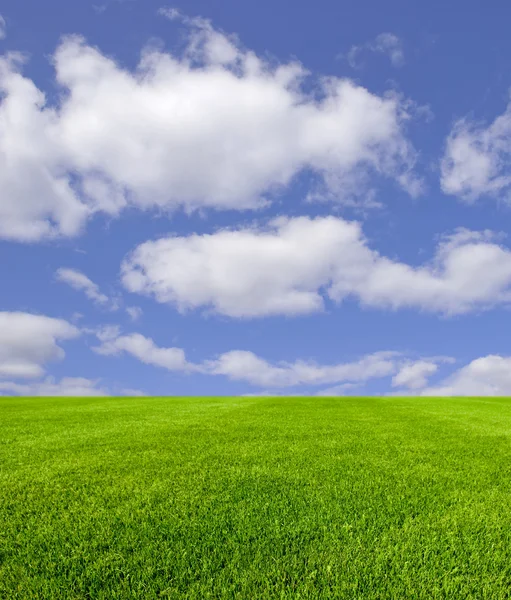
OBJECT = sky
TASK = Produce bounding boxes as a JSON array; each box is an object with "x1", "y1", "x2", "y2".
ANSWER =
[{"x1": 2, "y1": 0, "x2": 511, "y2": 396}]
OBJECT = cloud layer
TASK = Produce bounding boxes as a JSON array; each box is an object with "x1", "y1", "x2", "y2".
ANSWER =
[
  {"x1": 204, "y1": 349, "x2": 400, "y2": 387},
  {"x1": 92, "y1": 327, "x2": 445, "y2": 390},
  {"x1": 4, "y1": 11, "x2": 511, "y2": 399},
  {"x1": 7, "y1": 317, "x2": 510, "y2": 396}
]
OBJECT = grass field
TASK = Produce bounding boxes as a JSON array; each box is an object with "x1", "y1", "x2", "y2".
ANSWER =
[{"x1": 1, "y1": 396, "x2": 511, "y2": 599}]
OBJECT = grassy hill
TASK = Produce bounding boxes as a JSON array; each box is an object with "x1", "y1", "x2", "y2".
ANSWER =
[{"x1": 1, "y1": 396, "x2": 510, "y2": 599}]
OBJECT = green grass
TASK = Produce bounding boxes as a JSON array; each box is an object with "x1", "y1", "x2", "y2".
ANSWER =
[{"x1": 1, "y1": 396, "x2": 511, "y2": 599}]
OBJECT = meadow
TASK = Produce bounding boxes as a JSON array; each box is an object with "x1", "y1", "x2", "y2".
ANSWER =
[{"x1": 0, "y1": 396, "x2": 510, "y2": 599}]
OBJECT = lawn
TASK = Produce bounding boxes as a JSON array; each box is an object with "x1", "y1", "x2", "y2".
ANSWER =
[{"x1": 1, "y1": 396, "x2": 511, "y2": 599}]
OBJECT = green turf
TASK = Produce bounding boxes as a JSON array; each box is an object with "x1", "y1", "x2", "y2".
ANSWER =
[{"x1": 1, "y1": 396, "x2": 511, "y2": 599}]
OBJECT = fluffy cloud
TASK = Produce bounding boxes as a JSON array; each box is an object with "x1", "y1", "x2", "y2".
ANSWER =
[
  {"x1": 0, "y1": 312, "x2": 79, "y2": 378},
  {"x1": 441, "y1": 101, "x2": 511, "y2": 201},
  {"x1": 0, "y1": 53, "x2": 90, "y2": 241},
  {"x1": 348, "y1": 33, "x2": 404, "y2": 68},
  {"x1": 93, "y1": 328, "x2": 191, "y2": 371},
  {"x1": 121, "y1": 216, "x2": 511, "y2": 318},
  {"x1": 121, "y1": 216, "x2": 353, "y2": 317},
  {"x1": 0, "y1": 16, "x2": 418, "y2": 241},
  {"x1": 56, "y1": 267, "x2": 112, "y2": 306},
  {"x1": 420, "y1": 355, "x2": 511, "y2": 396},
  {"x1": 391, "y1": 360, "x2": 439, "y2": 390}
]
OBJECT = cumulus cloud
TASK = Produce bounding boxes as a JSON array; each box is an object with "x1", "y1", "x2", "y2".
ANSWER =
[
  {"x1": 0, "y1": 312, "x2": 79, "y2": 378},
  {"x1": 0, "y1": 53, "x2": 90, "y2": 241},
  {"x1": 420, "y1": 355, "x2": 511, "y2": 396},
  {"x1": 348, "y1": 33, "x2": 404, "y2": 68},
  {"x1": 93, "y1": 328, "x2": 191, "y2": 371},
  {"x1": 122, "y1": 216, "x2": 352, "y2": 318},
  {"x1": 56, "y1": 267, "x2": 113, "y2": 307},
  {"x1": 441, "y1": 100, "x2": 511, "y2": 202},
  {"x1": 391, "y1": 360, "x2": 439, "y2": 390},
  {"x1": 121, "y1": 216, "x2": 511, "y2": 318},
  {"x1": 0, "y1": 16, "x2": 418, "y2": 241}
]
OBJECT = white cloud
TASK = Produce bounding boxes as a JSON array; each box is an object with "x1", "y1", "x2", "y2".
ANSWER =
[
  {"x1": 120, "y1": 387, "x2": 147, "y2": 396},
  {"x1": 0, "y1": 376, "x2": 147, "y2": 396},
  {"x1": 122, "y1": 216, "x2": 353, "y2": 318},
  {"x1": 0, "y1": 53, "x2": 90, "y2": 241},
  {"x1": 441, "y1": 100, "x2": 511, "y2": 202},
  {"x1": 91, "y1": 327, "x2": 399, "y2": 386},
  {"x1": 348, "y1": 33, "x2": 404, "y2": 68},
  {"x1": 0, "y1": 16, "x2": 418, "y2": 241},
  {"x1": 158, "y1": 7, "x2": 182, "y2": 21},
  {"x1": 373, "y1": 33, "x2": 405, "y2": 67},
  {"x1": 0, "y1": 312, "x2": 79, "y2": 378},
  {"x1": 0, "y1": 376, "x2": 108, "y2": 396},
  {"x1": 126, "y1": 306, "x2": 143, "y2": 321},
  {"x1": 421, "y1": 354, "x2": 511, "y2": 396},
  {"x1": 391, "y1": 360, "x2": 438, "y2": 390},
  {"x1": 91, "y1": 326, "x2": 464, "y2": 393},
  {"x1": 420, "y1": 355, "x2": 511, "y2": 396},
  {"x1": 389, "y1": 354, "x2": 511, "y2": 397},
  {"x1": 93, "y1": 329, "x2": 191, "y2": 371},
  {"x1": 94, "y1": 324, "x2": 121, "y2": 341},
  {"x1": 121, "y1": 216, "x2": 511, "y2": 318},
  {"x1": 314, "y1": 383, "x2": 361, "y2": 396},
  {"x1": 0, "y1": 15, "x2": 6, "y2": 40},
  {"x1": 205, "y1": 349, "x2": 399, "y2": 387},
  {"x1": 56, "y1": 267, "x2": 111, "y2": 306}
]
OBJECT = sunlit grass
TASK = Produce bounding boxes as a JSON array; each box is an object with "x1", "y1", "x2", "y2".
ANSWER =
[{"x1": 1, "y1": 396, "x2": 511, "y2": 599}]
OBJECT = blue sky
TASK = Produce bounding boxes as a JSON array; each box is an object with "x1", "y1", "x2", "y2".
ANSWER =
[{"x1": 2, "y1": 0, "x2": 511, "y2": 396}]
